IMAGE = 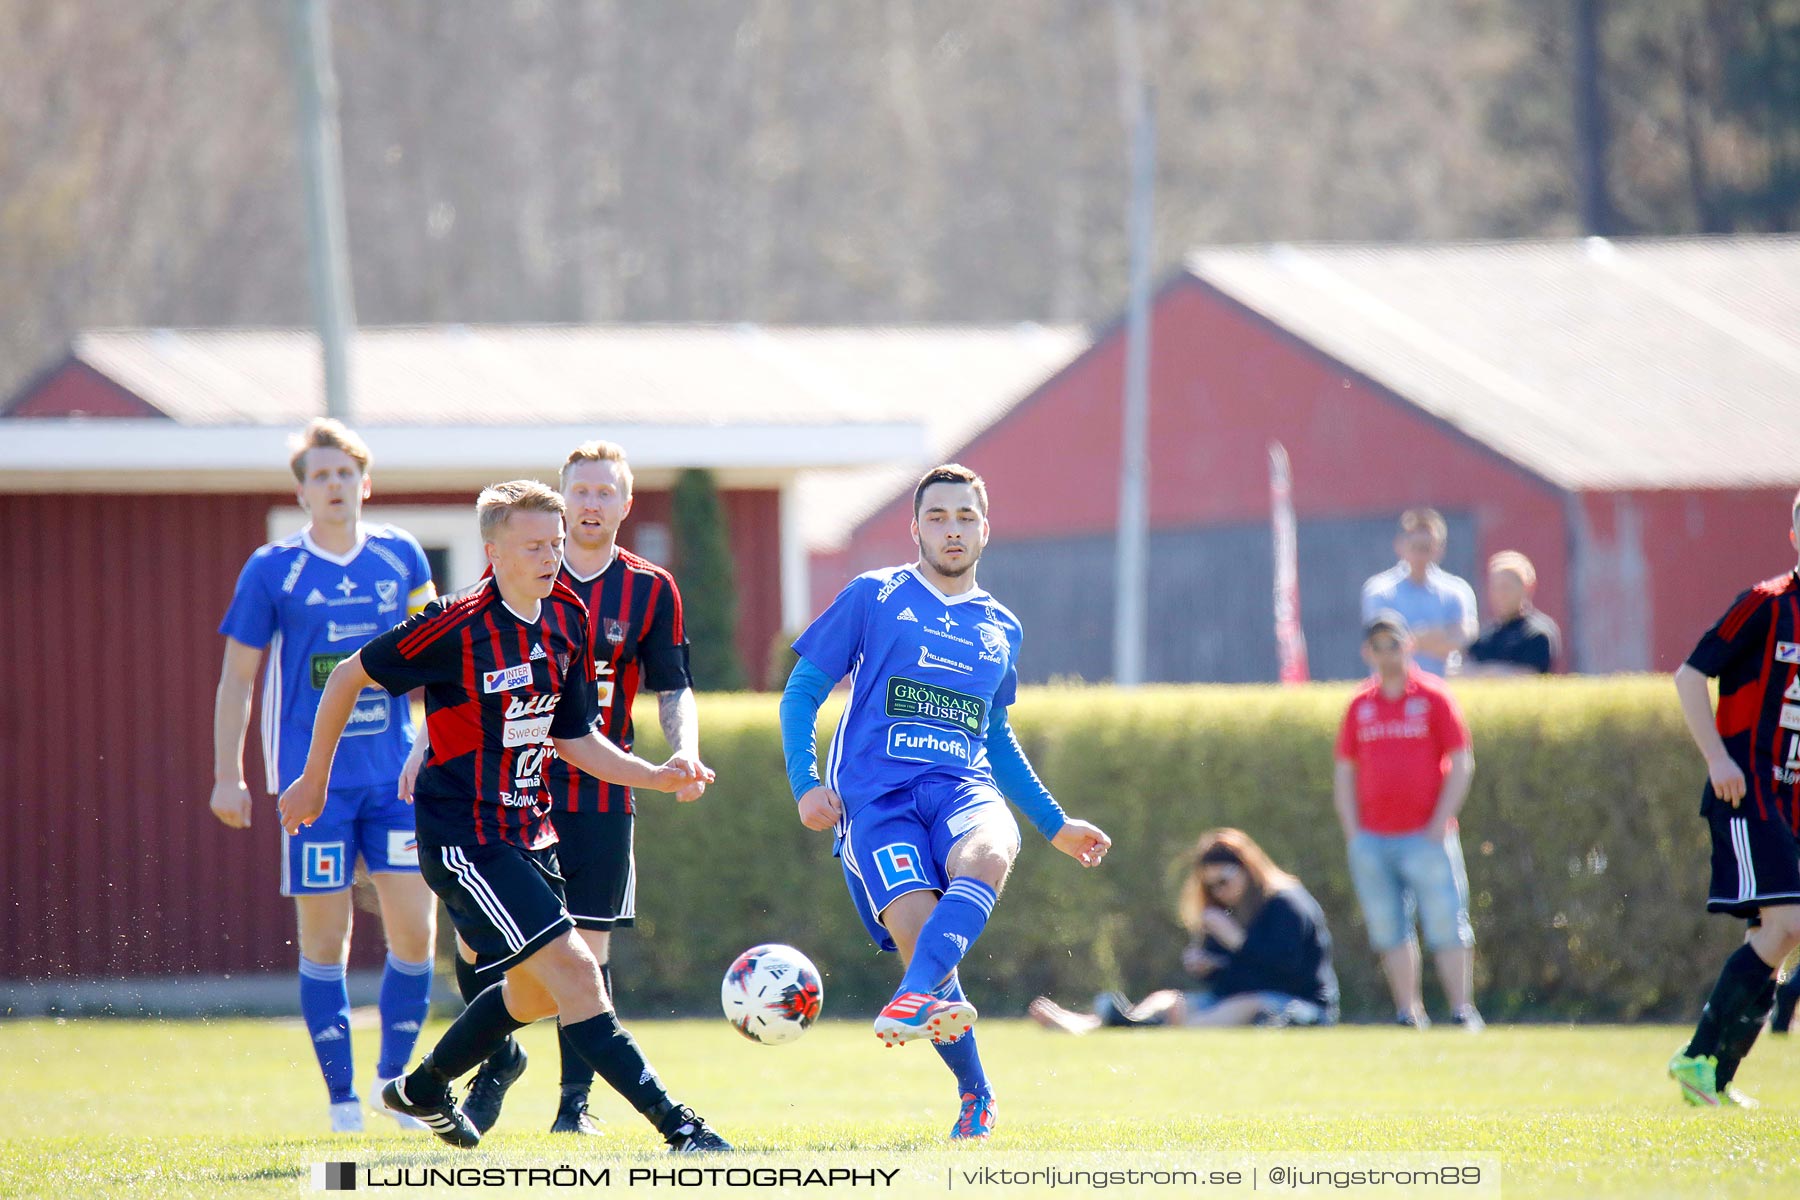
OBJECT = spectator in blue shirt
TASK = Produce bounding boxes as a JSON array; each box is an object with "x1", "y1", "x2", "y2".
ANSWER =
[{"x1": 1361, "y1": 508, "x2": 1478, "y2": 677}]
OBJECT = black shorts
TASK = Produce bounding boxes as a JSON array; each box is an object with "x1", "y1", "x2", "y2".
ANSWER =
[
  {"x1": 420, "y1": 839, "x2": 574, "y2": 980},
  {"x1": 1706, "y1": 810, "x2": 1800, "y2": 918},
  {"x1": 552, "y1": 808, "x2": 636, "y2": 931}
]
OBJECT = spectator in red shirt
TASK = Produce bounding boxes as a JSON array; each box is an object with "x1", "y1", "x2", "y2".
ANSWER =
[{"x1": 1334, "y1": 612, "x2": 1481, "y2": 1030}]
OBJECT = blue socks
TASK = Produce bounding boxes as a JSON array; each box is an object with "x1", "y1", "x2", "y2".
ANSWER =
[
  {"x1": 377, "y1": 952, "x2": 434, "y2": 1080},
  {"x1": 896, "y1": 877, "x2": 997, "y2": 998},
  {"x1": 929, "y1": 972, "x2": 990, "y2": 1097},
  {"x1": 299, "y1": 957, "x2": 356, "y2": 1103}
]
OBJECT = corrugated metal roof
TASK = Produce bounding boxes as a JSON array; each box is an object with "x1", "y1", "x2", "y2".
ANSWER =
[
  {"x1": 1187, "y1": 236, "x2": 1800, "y2": 490},
  {"x1": 65, "y1": 323, "x2": 1084, "y2": 431},
  {"x1": 55, "y1": 323, "x2": 1086, "y2": 549}
]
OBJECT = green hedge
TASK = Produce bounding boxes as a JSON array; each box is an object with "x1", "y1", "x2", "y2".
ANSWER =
[{"x1": 611, "y1": 677, "x2": 1735, "y2": 1023}]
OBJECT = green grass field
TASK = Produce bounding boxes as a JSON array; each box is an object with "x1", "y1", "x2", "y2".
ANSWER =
[{"x1": 3, "y1": 1015, "x2": 1794, "y2": 1198}]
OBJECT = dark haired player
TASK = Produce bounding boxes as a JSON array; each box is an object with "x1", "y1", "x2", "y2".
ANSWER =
[
  {"x1": 779, "y1": 463, "x2": 1111, "y2": 1141},
  {"x1": 280, "y1": 480, "x2": 728, "y2": 1151},
  {"x1": 1667, "y1": 492, "x2": 1800, "y2": 1107}
]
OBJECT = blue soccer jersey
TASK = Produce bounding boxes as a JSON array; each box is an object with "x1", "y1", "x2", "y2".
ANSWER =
[
  {"x1": 220, "y1": 523, "x2": 436, "y2": 793},
  {"x1": 793, "y1": 565, "x2": 1022, "y2": 816}
]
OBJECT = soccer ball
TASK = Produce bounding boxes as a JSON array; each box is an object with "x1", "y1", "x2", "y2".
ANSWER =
[{"x1": 721, "y1": 943, "x2": 823, "y2": 1045}]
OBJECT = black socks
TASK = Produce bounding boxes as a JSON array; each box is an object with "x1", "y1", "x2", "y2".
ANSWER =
[
  {"x1": 560, "y1": 962, "x2": 614, "y2": 1091},
  {"x1": 411, "y1": 983, "x2": 529, "y2": 1097},
  {"x1": 1687, "y1": 943, "x2": 1776, "y2": 1060},
  {"x1": 559, "y1": 1010, "x2": 669, "y2": 1121}
]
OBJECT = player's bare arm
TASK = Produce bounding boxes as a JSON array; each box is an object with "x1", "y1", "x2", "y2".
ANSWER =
[
  {"x1": 278, "y1": 651, "x2": 379, "y2": 833},
  {"x1": 796, "y1": 785, "x2": 844, "y2": 831},
  {"x1": 398, "y1": 727, "x2": 428, "y2": 802},
  {"x1": 658, "y1": 687, "x2": 706, "y2": 801},
  {"x1": 553, "y1": 729, "x2": 713, "y2": 794},
  {"x1": 1674, "y1": 662, "x2": 1747, "y2": 804},
  {"x1": 209, "y1": 636, "x2": 263, "y2": 829}
]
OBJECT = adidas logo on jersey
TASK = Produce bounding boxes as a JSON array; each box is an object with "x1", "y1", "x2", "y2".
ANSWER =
[
  {"x1": 639, "y1": 1067, "x2": 656, "y2": 1086},
  {"x1": 529, "y1": 643, "x2": 546, "y2": 660},
  {"x1": 896, "y1": 607, "x2": 919, "y2": 623},
  {"x1": 305, "y1": 589, "x2": 327, "y2": 606}
]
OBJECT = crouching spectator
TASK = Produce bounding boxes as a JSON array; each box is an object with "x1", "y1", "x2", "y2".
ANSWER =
[{"x1": 1028, "y1": 828, "x2": 1338, "y2": 1032}]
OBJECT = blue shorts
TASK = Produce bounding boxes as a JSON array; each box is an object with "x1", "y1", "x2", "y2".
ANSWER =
[
  {"x1": 281, "y1": 784, "x2": 421, "y2": 897},
  {"x1": 1346, "y1": 829, "x2": 1474, "y2": 953},
  {"x1": 840, "y1": 776, "x2": 1018, "y2": 954}
]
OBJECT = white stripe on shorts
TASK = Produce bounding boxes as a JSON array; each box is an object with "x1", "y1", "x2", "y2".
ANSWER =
[
  {"x1": 444, "y1": 847, "x2": 526, "y2": 950},
  {"x1": 1733, "y1": 817, "x2": 1755, "y2": 903}
]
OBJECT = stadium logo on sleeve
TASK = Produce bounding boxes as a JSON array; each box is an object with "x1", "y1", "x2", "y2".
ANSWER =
[
  {"x1": 483, "y1": 664, "x2": 533, "y2": 693},
  {"x1": 1777, "y1": 642, "x2": 1800, "y2": 664}
]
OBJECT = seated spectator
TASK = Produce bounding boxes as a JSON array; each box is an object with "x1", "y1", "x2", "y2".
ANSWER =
[
  {"x1": 1361, "y1": 507, "x2": 1478, "y2": 677},
  {"x1": 1027, "y1": 828, "x2": 1338, "y2": 1032},
  {"x1": 1463, "y1": 551, "x2": 1561, "y2": 675}
]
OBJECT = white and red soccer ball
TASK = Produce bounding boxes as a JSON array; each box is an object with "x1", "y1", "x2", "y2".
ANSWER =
[{"x1": 721, "y1": 943, "x2": 823, "y2": 1045}]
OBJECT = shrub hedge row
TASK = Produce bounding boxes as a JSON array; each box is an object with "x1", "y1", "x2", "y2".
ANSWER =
[{"x1": 610, "y1": 677, "x2": 1736, "y2": 1023}]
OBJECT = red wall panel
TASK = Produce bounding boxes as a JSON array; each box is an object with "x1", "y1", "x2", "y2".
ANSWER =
[
  {"x1": 817, "y1": 277, "x2": 1571, "y2": 656},
  {"x1": 0, "y1": 483, "x2": 780, "y2": 980}
]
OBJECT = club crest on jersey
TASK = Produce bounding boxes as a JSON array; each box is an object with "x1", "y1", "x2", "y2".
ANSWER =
[
  {"x1": 604, "y1": 618, "x2": 627, "y2": 645},
  {"x1": 1777, "y1": 642, "x2": 1800, "y2": 664},
  {"x1": 376, "y1": 579, "x2": 399, "y2": 612},
  {"x1": 976, "y1": 623, "x2": 1008, "y2": 664},
  {"x1": 483, "y1": 664, "x2": 533, "y2": 693}
]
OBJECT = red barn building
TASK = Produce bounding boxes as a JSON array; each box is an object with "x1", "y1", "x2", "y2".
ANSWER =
[
  {"x1": 0, "y1": 323, "x2": 1075, "y2": 996},
  {"x1": 815, "y1": 237, "x2": 1800, "y2": 682}
]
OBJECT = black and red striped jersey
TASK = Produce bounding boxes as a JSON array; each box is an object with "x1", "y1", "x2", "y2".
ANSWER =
[
  {"x1": 1688, "y1": 569, "x2": 1800, "y2": 827},
  {"x1": 544, "y1": 548, "x2": 691, "y2": 815},
  {"x1": 360, "y1": 576, "x2": 599, "y2": 849}
]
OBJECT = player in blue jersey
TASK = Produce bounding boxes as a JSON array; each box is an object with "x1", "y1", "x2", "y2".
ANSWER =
[
  {"x1": 780, "y1": 463, "x2": 1112, "y2": 1141},
  {"x1": 210, "y1": 419, "x2": 439, "y2": 1133}
]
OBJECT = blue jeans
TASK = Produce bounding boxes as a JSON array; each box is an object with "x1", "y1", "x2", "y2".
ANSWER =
[{"x1": 1346, "y1": 829, "x2": 1474, "y2": 953}]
